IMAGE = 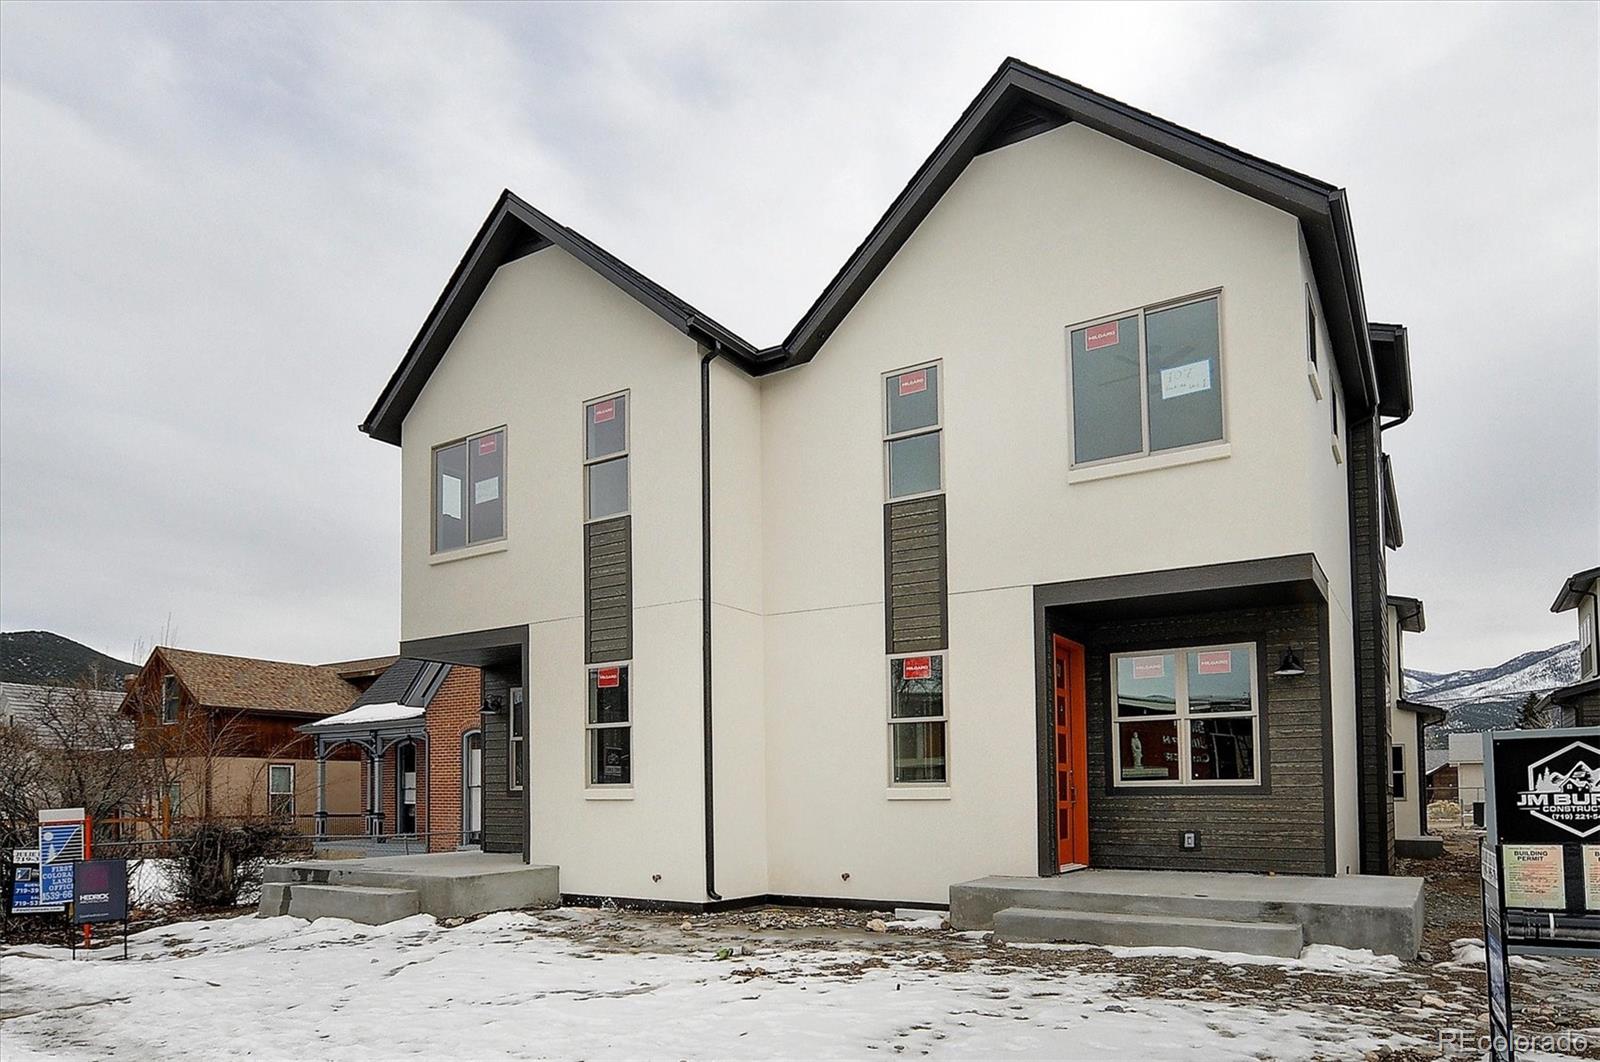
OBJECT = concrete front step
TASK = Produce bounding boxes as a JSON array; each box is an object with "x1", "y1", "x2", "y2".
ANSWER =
[
  {"x1": 260, "y1": 852, "x2": 560, "y2": 922},
  {"x1": 263, "y1": 883, "x2": 422, "y2": 925},
  {"x1": 993, "y1": 906, "x2": 1305, "y2": 958},
  {"x1": 951, "y1": 870, "x2": 1424, "y2": 957}
]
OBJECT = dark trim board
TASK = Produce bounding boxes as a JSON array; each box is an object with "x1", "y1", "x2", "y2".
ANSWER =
[{"x1": 561, "y1": 893, "x2": 950, "y2": 915}]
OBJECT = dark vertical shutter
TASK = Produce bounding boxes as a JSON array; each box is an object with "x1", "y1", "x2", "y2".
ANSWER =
[
  {"x1": 884, "y1": 495, "x2": 948, "y2": 654},
  {"x1": 586, "y1": 516, "x2": 632, "y2": 663}
]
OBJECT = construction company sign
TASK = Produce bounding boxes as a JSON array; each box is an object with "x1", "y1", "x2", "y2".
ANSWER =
[{"x1": 1491, "y1": 734, "x2": 1600, "y2": 843}]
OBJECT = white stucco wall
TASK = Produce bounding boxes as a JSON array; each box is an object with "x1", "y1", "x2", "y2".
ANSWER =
[{"x1": 760, "y1": 123, "x2": 1362, "y2": 900}]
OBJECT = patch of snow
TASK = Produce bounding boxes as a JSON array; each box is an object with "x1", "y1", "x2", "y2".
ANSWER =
[
  {"x1": 0, "y1": 909, "x2": 1414, "y2": 1060},
  {"x1": 883, "y1": 914, "x2": 946, "y2": 931},
  {"x1": 1010, "y1": 940, "x2": 1405, "y2": 975},
  {"x1": 306, "y1": 702, "x2": 424, "y2": 727}
]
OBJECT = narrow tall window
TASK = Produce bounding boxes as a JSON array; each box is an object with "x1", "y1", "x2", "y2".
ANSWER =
[
  {"x1": 161, "y1": 675, "x2": 179, "y2": 724},
  {"x1": 586, "y1": 665, "x2": 631, "y2": 786},
  {"x1": 1111, "y1": 644, "x2": 1259, "y2": 786},
  {"x1": 585, "y1": 393, "x2": 629, "y2": 521},
  {"x1": 1391, "y1": 745, "x2": 1406, "y2": 799},
  {"x1": 1069, "y1": 293, "x2": 1224, "y2": 466},
  {"x1": 884, "y1": 365, "x2": 942, "y2": 499},
  {"x1": 888, "y1": 653, "x2": 947, "y2": 785},
  {"x1": 1306, "y1": 288, "x2": 1319, "y2": 370},
  {"x1": 268, "y1": 764, "x2": 295, "y2": 821},
  {"x1": 433, "y1": 428, "x2": 506, "y2": 552},
  {"x1": 508, "y1": 686, "x2": 525, "y2": 792}
]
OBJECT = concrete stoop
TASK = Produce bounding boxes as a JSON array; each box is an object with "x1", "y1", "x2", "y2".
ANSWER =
[
  {"x1": 993, "y1": 906, "x2": 1305, "y2": 958},
  {"x1": 259, "y1": 851, "x2": 559, "y2": 925},
  {"x1": 951, "y1": 869, "x2": 1425, "y2": 958}
]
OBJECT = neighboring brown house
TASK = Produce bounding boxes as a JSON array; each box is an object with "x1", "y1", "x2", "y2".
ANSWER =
[
  {"x1": 299, "y1": 658, "x2": 483, "y2": 851},
  {"x1": 121, "y1": 647, "x2": 366, "y2": 833}
]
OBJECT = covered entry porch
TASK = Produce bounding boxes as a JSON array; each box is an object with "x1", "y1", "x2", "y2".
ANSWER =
[{"x1": 301, "y1": 704, "x2": 427, "y2": 840}]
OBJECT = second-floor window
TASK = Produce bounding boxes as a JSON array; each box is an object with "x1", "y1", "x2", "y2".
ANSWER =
[
  {"x1": 161, "y1": 675, "x2": 179, "y2": 724},
  {"x1": 585, "y1": 393, "x2": 629, "y2": 521},
  {"x1": 434, "y1": 428, "x2": 506, "y2": 552},
  {"x1": 1069, "y1": 292, "x2": 1224, "y2": 467},
  {"x1": 884, "y1": 364, "x2": 942, "y2": 499}
]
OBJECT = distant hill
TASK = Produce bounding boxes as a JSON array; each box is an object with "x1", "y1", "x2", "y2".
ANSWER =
[
  {"x1": 1406, "y1": 641, "x2": 1579, "y2": 747},
  {"x1": 0, "y1": 631, "x2": 136, "y2": 689}
]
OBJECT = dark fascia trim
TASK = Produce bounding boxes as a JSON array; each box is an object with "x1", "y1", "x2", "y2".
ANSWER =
[
  {"x1": 1380, "y1": 454, "x2": 1404, "y2": 551},
  {"x1": 1369, "y1": 322, "x2": 1414, "y2": 424},
  {"x1": 1540, "y1": 677, "x2": 1600, "y2": 706},
  {"x1": 1551, "y1": 567, "x2": 1600, "y2": 612},
  {"x1": 1034, "y1": 553, "x2": 1328, "y2": 612},
  {"x1": 1389, "y1": 594, "x2": 1425, "y2": 633},
  {"x1": 362, "y1": 191, "x2": 760, "y2": 446},
  {"x1": 1395, "y1": 698, "x2": 1447, "y2": 725},
  {"x1": 769, "y1": 58, "x2": 1380, "y2": 413},
  {"x1": 560, "y1": 892, "x2": 947, "y2": 915}
]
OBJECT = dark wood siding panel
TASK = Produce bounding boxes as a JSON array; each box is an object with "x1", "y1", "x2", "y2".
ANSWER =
[
  {"x1": 1349, "y1": 416, "x2": 1394, "y2": 874},
  {"x1": 1075, "y1": 603, "x2": 1330, "y2": 876},
  {"x1": 479, "y1": 667, "x2": 521, "y2": 854},
  {"x1": 885, "y1": 496, "x2": 948, "y2": 654},
  {"x1": 586, "y1": 516, "x2": 633, "y2": 664}
]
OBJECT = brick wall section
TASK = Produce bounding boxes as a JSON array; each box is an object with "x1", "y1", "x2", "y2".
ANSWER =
[
  {"x1": 1073, "y1": 603, "x2": 1332, "y2": 876},
  {"x1": 1348, "y1": 414, "x2": 1394, "y2": 875},
  {"x1": 358, "y1": 666, "x2": 482, "y2": 849}
]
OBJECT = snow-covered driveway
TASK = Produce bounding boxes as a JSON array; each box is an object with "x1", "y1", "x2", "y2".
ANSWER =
[{"x1": 0, "y1": 908, "x2": 1431, "y2": 1060}]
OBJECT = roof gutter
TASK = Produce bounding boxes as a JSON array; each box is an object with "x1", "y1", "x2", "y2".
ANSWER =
[{"x1": 698, "y1": 332, "x2": 723, "y2": 903}]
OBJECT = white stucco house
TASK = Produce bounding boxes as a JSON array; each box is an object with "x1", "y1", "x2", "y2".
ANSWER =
[{"x1": 360, "y1": 59, "x2": 1420, "y2": 910}]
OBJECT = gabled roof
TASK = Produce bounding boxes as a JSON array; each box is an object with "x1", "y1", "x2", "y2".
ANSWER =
[
  {"x1": 352, "y1": 658, "x2": 451, "y2": 710},
  {"x1": 1551, "y1": 567, "x2": 1600, "y2": 612},
  {"x1": 365, "y1": 57, "x2": 1400, "y2": 447},
  {"x1": 321, "y1": 654, "x2": 399, "y2": 680},
  {"x1": 1, "y1": 682, "x2": 129, "y2": 744},
  {"x1": 136, "y1": 647, "x2": 361, "y2": 718},
  {"x1": 361, "y1": 192, "x2": 760, "y2": 444}
]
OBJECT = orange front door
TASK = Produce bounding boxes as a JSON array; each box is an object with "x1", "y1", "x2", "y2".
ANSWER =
[{"x1": 1052, "y1": 635, "x2": 1089, "y2": 869}]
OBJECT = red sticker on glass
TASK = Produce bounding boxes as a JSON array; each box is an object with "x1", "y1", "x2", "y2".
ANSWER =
[
  {"x1": 898, "y1": 370, "x2": 928, "y2": 396},
  {"x1": 1196, "y1": 651, "x2": 1233, "y2": 675},
  {"x1": 477, "y1": 435, "x2": 497, "y2": 456},
  {"x1": 595, "y1": 666, "x2": 620, "y2": 689},
  {"x1": 1132, "y1": 656, "x2": 1165, "y2": 680},
  {"x1": 592, "y1": 400, "x2": 616, "y2": 424},
  {"x1": 1084, "y1": 321, "x2": 1120, "y2": 351},
  {"x1": 901, "y1": 656, "x2": 932, "y2": 680}
]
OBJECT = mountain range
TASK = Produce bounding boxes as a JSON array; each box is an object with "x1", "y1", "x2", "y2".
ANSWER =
[
  {"x1": 0, "y1": 631, "x2": 137, "y2": 689},
  {"x1": 1405, "y1": 641, "x2": 1580, "y2": 746}
]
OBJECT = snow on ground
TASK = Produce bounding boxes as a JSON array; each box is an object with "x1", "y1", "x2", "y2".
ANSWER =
[{"x1": 0, "y1": 909, "x2": 1415, "y2": 1061}]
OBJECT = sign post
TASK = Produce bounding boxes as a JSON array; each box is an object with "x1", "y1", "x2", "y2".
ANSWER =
[
  {"x1": 1481, "y1": 840, "x2": 1515, "y2": 1062},
  {"x1": 37, "y1": 808, "x2": 86, "y2": 910}
]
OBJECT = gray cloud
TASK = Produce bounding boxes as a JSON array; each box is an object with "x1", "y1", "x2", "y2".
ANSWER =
[{"x1": 1, "y1": 1, "x2": 1594, "y2": 672}]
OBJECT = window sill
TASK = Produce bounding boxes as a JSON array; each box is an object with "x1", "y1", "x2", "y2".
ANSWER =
[
  {"x1": 886, "y1": 787, "x2": 951, "y2": 800},
  {"x1": 1307, "y1": 363, "x2": 1324, "y2": 400},
  {"x1": 429, "y1": 540, "x2": 509, "y2": 565},
  {"x1": 1068, "y1": 442, "x2": 1231, "y2": 484},
  {"x1": 1331, "y1": 437, "x2": 1344, "y2": 464},
  {"x1": 584, "y1": 788, "x2": 634, "y2": 801}
]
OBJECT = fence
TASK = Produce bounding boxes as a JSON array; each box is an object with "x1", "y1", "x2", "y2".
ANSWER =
[{"x1": 1426, "y1": 785, "x2": 1487, "y2": 831}]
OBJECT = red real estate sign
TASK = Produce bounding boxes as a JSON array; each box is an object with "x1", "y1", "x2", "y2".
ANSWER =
[
  {"x1": 595, "y1": 666, "x2": 620, "y2": 689},
  {"x1": 1084, "y1": 321, "x2": 1120, "y2": 351},
  {"x1": 901, "y1": 656, "x2": 933, "y2": 680},
  {"x1": 592, "y1": 400, "x2": 616, "y2": 424},
  {"x1": 477, "y1": 435, "x2": 497, "y2": 456},
  {"x1": 898, "y1": 370, "x2": 928, "y2": 396},
  {"x1": 1132, "y1": 656, "x2": 1165, "y2": 680},
  {"x1": 1196, "y1": 651, "x2": 1234, "y2": 675}
]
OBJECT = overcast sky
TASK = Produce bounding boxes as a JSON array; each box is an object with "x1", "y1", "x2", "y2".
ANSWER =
[{"x1": 1, "y1": 2, "x2": 1595, "y2": 674}]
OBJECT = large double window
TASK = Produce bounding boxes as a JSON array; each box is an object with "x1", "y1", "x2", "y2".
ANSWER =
[
  {"x1": 584, "y1": 393, "x2": 629, "y2": 521},
  {"x1": 586, "y1": 664, "x2": 631, "y2": 787},
  {"x1": 1069, "y1": 293, "x2": 1224, "y2": 466},
  {"x1": 1111, "y1": 644, "x2": 1259, "y2": 786},
  {"x1": 884, "y1": 364, "x2": 942, "y2": 499},
  {"x1": 888, "y1": 653, "x2": 947, "y2": 785},
  {"x1": 433, "y1": 428, "x2": 506, "y2": 552}
]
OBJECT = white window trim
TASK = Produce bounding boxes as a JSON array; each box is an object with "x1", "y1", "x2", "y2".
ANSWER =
[
  {"x1": 1329, "y1": 372, "x2": 1344, "y2": 464},
  {"x1": 431, "y1": 426, "x2": 509, "y2": 554},
  {"x1": 1065, "y1": 289, "x2": 1229, "y2": 472},
  {"x1": 1306, "y1": 285, "x2": 1324, "y2": 400},
  {"x1": 882, "y1": 361, "x2": 945, "y2": 502},
  {"x1": 268, "y1": 762, "x2": 296, "y2": 819},
  {"x1": 885, "y1": 650, "x2": 950, "y2": 789},
  {"x1": 160, "y1": 675, "x2": 180, "y2": 725},
  {"x1": 1110, "y1": 643, "x2": 1260, "y2": 788},
  {"x1": 583, "y1": 390, "x2": 631, "y2": 524},
  {"x1": 585, "y1": 662, "x2": 632, "y2": 790},
  {"x1": 508, "y1": 686, "x2": 525, "y2": 793}
]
